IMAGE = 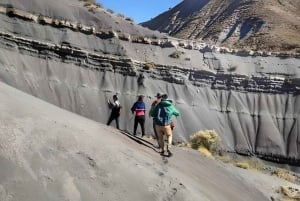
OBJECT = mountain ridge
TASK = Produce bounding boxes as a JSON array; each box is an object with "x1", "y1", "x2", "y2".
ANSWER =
[{"x1": 141, "y1": 0, "x2": 300, "y2": 52}]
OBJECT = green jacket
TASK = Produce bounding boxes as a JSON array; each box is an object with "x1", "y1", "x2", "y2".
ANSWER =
[{"x1": 150, "y1": 100, "x2": 180, "y2": 126}]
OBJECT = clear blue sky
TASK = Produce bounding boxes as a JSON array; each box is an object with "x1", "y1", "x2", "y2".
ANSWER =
[{"x1": 97, "y1": 0, "x2": 182, "y2": 23}]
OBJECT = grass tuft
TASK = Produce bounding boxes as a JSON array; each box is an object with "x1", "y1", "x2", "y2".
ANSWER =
[{"x1": 190, "y1": 130, "x2": 222, "y2": 158}]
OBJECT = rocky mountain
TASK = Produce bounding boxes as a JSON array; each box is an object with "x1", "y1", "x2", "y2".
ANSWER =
[
  {"x1": 141, "y1": 0, "x2": 300, "y2": 52},
  {"x1": 0, "y1": 0, "x2": 299, "y2": 167}
]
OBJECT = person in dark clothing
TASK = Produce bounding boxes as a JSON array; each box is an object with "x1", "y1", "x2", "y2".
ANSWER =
[
  {"x1": 149, "y1": 93, "x2": 162, "y2": 143},
  {"x1": 107, "y1": 94, "x2": 122, "y2": 129},
  {"x1": 131, "y1": 95, "x2": 146, "y2": 137}
]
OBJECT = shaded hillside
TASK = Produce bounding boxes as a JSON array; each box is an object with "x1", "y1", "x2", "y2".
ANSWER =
[
  {"x1": 141, "y1": 0, "x2": 300, "y2": 52},
  {"x1": 1, "y1": 81, "x2": 298, "y2": 201},
  {"x1": 0, "y1": 0, "x2": 299, "y2": 164}
]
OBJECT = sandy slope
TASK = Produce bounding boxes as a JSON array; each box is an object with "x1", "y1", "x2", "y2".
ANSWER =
[{"x1": 0, "y1": 81, "x2": 298, "y2": 201}]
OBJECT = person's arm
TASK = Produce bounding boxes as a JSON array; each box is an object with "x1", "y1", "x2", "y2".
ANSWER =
[
  {"x1": 131, "y1": 102, "x2": 136, "y2": 114},
  {"x1": 171, "y1": 105, "x2": 180, "y2": 117},
  {"x1": 149, "y1": 105, "x2": 157, "y2": 117}
]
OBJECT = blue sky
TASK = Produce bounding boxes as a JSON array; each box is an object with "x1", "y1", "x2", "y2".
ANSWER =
[{"x1": 96, "y1": 0, "x2": 182, "y2": 23}]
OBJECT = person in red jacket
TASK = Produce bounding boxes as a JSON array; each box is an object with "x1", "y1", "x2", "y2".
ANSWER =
[{"x1": 131, "y1": 95, "x2": 146, "y2": 137}]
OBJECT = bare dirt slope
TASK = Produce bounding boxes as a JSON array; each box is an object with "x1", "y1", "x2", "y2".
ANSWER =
[
  {"x1": 0, "y1": 0, "x2": 299, "y2": 163},
  {"x1": 141, "y1": 0, "x2": 300, "y2": 52},
  {"x1": 1, "y1": 81, "x2": 296, "y2": 201}
]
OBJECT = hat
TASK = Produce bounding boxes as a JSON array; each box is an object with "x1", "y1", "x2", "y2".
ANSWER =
[
  {"x1": 113, "y1": 94, "x2": 118, "y2": 100},
  {"x1": 155, "y1": 93, "x2": 162, "y2": 98}
]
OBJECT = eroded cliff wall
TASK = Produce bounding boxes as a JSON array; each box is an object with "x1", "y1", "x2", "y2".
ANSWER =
[{"x1": 0, "y1": 1, "x2": 299, "y2": 164}]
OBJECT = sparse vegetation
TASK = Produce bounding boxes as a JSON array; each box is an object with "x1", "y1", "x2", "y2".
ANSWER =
[
  {"x1": 116, "y1": 13, "x2": 125, "y2": 18},
  {"x1": 235, "y1": 162, "x2": 250, "y2": 169},
  {"x1": 143, "y1": 61, "x2": 155, "y2": 70},
  {"x1": 82, "y1": 0, "x2": 103, "y2": 9},
  {"x1": 125, "y1": 17, "x2": 134, "y2": 22},
  {"x1": 83, "y1": 0, "x2": 95, "y2": 4},
  {"x1": 190, "y1": 130, "x2": 221, "y2": 157},
  {"x1": 169, "y1": 51, "x2": 181, "y2": 59},
  {"x1": 227, "y1": 65, "x2": 237, "y2": 73},
  {"x1": 107, "y1": 9, "x2": 114, "y2": 14},
  {"x1": 273, "y1": 168, "x2": 296, "y2": 182}
]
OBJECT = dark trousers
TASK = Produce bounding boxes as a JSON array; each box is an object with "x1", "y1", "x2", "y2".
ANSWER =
[
  {"x1": 133, "y1": 115, "x2": 145, "y2": 136},
  {"x1": 153, "y1": 120, "x2": 158, "y2": 139},
  {"x1": 107, "y1": 115, "x2": 120, "y2": 129}
]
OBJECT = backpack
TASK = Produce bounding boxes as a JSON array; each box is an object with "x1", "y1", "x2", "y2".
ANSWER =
[{"x1": 155, "y1": 106, "x2": 170, "y2": 126}]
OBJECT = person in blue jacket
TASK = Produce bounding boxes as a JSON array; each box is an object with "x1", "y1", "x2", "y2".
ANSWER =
[{"x1": 131, "y1": 95, "x2": 146, "y2": 137}]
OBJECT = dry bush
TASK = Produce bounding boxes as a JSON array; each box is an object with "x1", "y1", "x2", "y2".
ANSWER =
[
  {"x1": 116, "y1": 13, "x2": 125, "y2": 18},
  {"x1": 83, "y1": 0, "x2": 95, "y2": 6},
  {"x1": 107, "y1": 9, "x2": 114, "y2": 14},
  {"x1": 235, "y1": 162, "x2": 250, "y2": 169},
  {"x1": 273, "y1": 168, "x2": 296, "y2": 183},
  {"x1": 125, "y1": 17, "x2": 134, "y2": 22},
  {"x1": 143, "y1": 61, "x2": 155, "y2": 70},
  {"x1": 190, "y1": 130, "x2": 221, "y2": 156},
  {"x1": 83, "y1": 0, "x2": 95, "y2": 3},
  {"x1": 169, "y1": 51, "x2": 181, "y2": 59}
]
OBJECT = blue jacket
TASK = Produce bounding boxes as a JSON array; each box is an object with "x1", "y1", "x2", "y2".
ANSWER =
[{"x1": 131, "y1": 101, "x2": 146, "y2": 116}]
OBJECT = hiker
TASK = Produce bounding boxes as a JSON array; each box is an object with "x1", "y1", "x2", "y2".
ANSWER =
[
  {"x1": 107, "y1": 94, "x2": 122, "y2": 129},
  {"x1": 150, "y1": 94, "x2": 180, "y2": 155},
  {"x1": 149, "y1": 93, "x2": 162, "y2": 144},
  {"x1": 131, "y1": 95, "x2": 146, "y2": 137}
]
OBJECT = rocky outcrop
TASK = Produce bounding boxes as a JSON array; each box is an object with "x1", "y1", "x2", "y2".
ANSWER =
[
  {"x1": 142, "y1": 0, "x2": 300, "y2": 53},
  {"x1": 0, "y1": 5, "x2": 299, "y2": 58}
]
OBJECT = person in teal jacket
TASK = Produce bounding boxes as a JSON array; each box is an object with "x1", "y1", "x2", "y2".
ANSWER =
[{"x1": 150, "y1": 94, "x2": 180, "y2": 155}]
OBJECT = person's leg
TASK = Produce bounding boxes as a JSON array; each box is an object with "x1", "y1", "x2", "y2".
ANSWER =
[
  {"x1": 140, "y1": 116, "x2": 145, "y2": 137},
  {"x1": 153, "y1": 121, "x2": 158, "y2": 139},
  {"x1": 107, "y1": 114, "x2": 113, "y2": 126},
  {"x1": 165, "y1": 125, "x2": 173, "y2": 153},
  {"x1": 133, "y1": 116, "x2": 138, "y2": 135},
  {"x1": 155, "y1": 125, "x2": 164, "y2": 152},
  {"x1": 115, "y1": 117, "x2": 120, "y2": 129}
]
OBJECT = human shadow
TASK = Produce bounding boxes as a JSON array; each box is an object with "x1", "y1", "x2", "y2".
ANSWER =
[{"x1": 119, "y1": 130, "x2": 159, "y2": 153}]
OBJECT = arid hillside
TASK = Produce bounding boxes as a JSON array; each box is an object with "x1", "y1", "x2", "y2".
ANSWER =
[{"x1": 141, "y1": 0, "x2": 300, "y2": 52}]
